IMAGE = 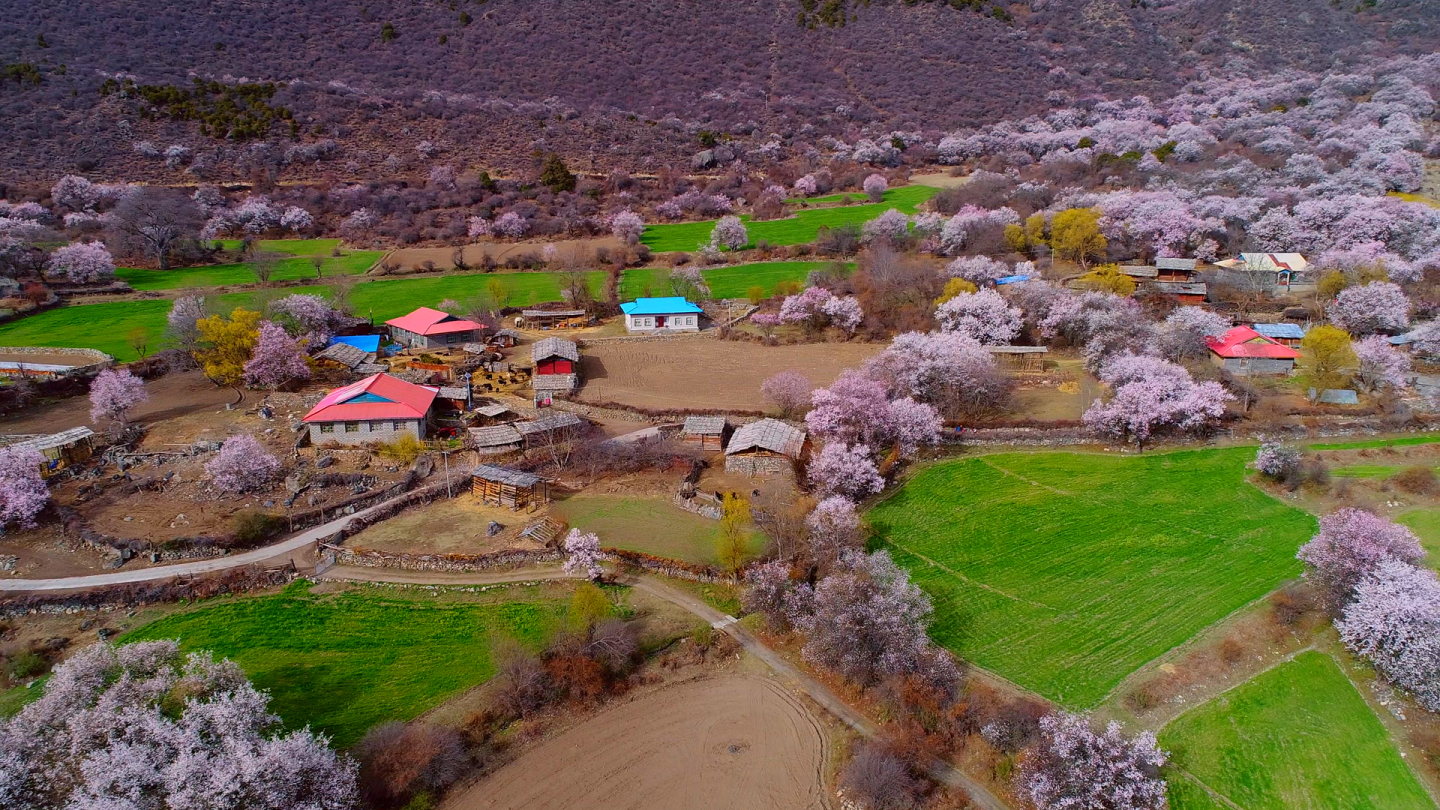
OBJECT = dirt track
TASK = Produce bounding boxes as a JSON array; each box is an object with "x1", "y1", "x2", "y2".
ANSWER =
[
  {"x1": 445, "y1": 675, "x2": 830, "y2": 810},
  {"x1": 577, "y1": 339, "x2": 883, "y2": 411}
]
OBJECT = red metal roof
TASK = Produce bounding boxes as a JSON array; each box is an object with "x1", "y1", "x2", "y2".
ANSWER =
[
  {"x1": 385, "y1": 307, "x2": 483, "y2": 336},
  {"x1": 1206, "y1": 326, "x2": 1301, "y2": 360},
  {"x1": 303, "y1": 373, "x2": 439, "y2": 422}
]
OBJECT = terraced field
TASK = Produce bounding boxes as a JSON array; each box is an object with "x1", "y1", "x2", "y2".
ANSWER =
[
  {"x1": 1161, "y1": 651, "x2": 1432, "y2": 809},
  {"x1": 869, "y1": 447, "x2": 1316, "y2": 707},
  {"x1": 619, "y1": 261, "x2": 846, "y2": 301}
]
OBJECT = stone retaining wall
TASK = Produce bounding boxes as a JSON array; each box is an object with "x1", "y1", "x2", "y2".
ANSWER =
[{"x1": 328, "y1": 546, "x2": 561, "y2": 572}]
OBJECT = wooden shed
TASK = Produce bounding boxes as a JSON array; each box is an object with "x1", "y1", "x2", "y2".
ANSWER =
[
  {"x1": 516, "y1": 412, "x2": 586, "y2": 448},
  {"x1": 724, "y1": 419, "x2": 806, "y2": 477},
  {"x1": 1, "y1": 427, "x2": 96, "y2": 478},
  {"x1": 472, "y1": 465, "x2": 549, "y2": 510},
  {"x1": 985, "y1": 345, "x2": 1049, "y2": 371},
  {"x1": 519, "y1": 309, "x2": 588, "y2": 330},
  {"x1": 681, "y1": 416, "x2": 728, "y2": 450}
]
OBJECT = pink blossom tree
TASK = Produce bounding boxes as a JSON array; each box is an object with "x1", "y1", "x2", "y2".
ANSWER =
[
  {"x1": 1016, "y1": 712, "x2": 1169, "y2": 810},
  {"x1": 760, "y1": 370, "x2": 813, "y2": 417},
  {"x1": 1329, "y1": 281, "x2": 1411, "y2": 336},
  {"x1": 1159, "y1": 306, "x2": 1230, "y2": 362},
  {"x1": 270, "y1": 293, "x2": 353, "y2": 345},
  {"x1": 607, "y1": 210, "x2": 645, "y2": 244},
  {"x1": 806, "y1": 496, "x2": 863, "y2": 564},
  {"x1": 280, "y1": 206, "x2": 314, "y2": 233},
  {"x1": 1410, "y1": 320, "x2": 1440, "y2": 361},
  {"x1": 935, "y1": 289, "x2": 1022, "y2": 345},
  {"x1": 1338, "y1": 559, "x2": 1440, "y2": 711},
  {"x1": 0, "y1": 640, "x2": 359, "y2": 810},
  {"x1": 945, "y1": 255, "x2": 1010, "y2": 285},
  {"x1": 467, "y1": 216, "x2": 494, "y2": 238},
  {"x1": 710, "y1": 215, "x2": 748, "y2": 250},
  {"x1": 793, "y1": 175, "x2": 818, "y2": 197},
  {"x1": 0, "y1": 445, "x2": 48, "y2": 529},
  {"x1": 562, "y1": 528, "x2": 604, "y2": 580},
  {"x1": 863, "y1": 331, "x2": 1007, "y2": 418},
  {"x1": 808, "y1": 443, "x2": 884, "y2": 501},
  {"x1": 243, "y1": 321, "x2": 312, "y2": 388},
  {"x1": 779, "y1": 287, "x2": 863, "y2": 336},
  {"x1": 822, "y1": 295, "x2": 864, "y2": 335},
  {"x1": 1352, "y1": 335, "x2": 1410, "y2": 393},
  {"x1": 1254, "y1": 441, "x2": 1301, "y2": 480},
  {"x1": 205, "y1": 434, "x2": 281, "y2": 494},
  {"x1": 166, "y1": 295, "x2": 207, "y2": 355},
  {"x1": 44, "y1": 241, "x2": 115, "y2": 284},
  {"x1": 860, "y1": 209, "x2": 910, "y2": 245},
  {"x1": 886, "y1": 397, "x2": 942, "y2": 457},
  {"x1": 493, "y1": 211, "x2": 530, "y2": 238},
  {"x1": 862, "y1": 174, "x2": 889, "y2": 202},
  {"x1": 88, "y1": 368, "x2": 148, "y2": 430},
  {"x1": 1297, "y1": 508, "x2": 1425, "y2": 609},
  {"x1": 50, "y1": 175, "x2": 103, "y2": 212},
  {"x1": 805, "y1": 371, "x2": 893, "y2": 447},
  {"x1": 1082, "y1": 354, "x2": 1231, "y2": 451},
  {"x1": 339, "y1": 208, "x2": 379, "y2": 238},
  {"x1": 741, "y1": 559, "x2": 803, "y2": 631}
]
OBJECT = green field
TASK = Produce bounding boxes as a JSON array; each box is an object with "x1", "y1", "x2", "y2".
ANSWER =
[
  {"x1": 1161, "y1": 652, "x2": 1431, "y2": 809},
  {"x1": 215, "y1": 238, "x2": 346, "y2": 256},
  {"x1": 122, "y1": 583, "x2": 564, "y2": 747},
  {"x1": 118, "y1": 251, "x2": 382, "y2": 291},
  {"x1": 641, "y1": 185, "x2": 938, "y2": 252},
  {"x1": 553, "y1": 494, "x2": 764, "y2": 566},
  {"x1": 1307, "y1": 435, "x2": 1440, "y2": 451},
  {"x1": 1397, "y1": 508, "x2": 1440, "y2": 565},
  {"x1": 619, "y1": 261, "x2": 844, "y2": 301},
  {"x1": 785, "y1": 185, "x2": 938, "y2": 208},
  {"x1": 1330, "y1": 464, "x2": 1413, "y2": 478},
  {"x1": 868, "y1": 447, "x2": 1316, "y2": 707},
  {"x1": 344, "y1": 270, "x2": 605, "y2": 321}
]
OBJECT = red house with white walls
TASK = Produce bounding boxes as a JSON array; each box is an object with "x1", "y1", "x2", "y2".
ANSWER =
[{"x1": 530, "y1": 337, "x2": 580, "y2": 405}]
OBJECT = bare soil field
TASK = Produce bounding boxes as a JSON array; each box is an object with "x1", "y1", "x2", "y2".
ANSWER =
[
  {"x1": 383, "y1": 237, "x2": 624, "y2": 272},
  {"x1": 908, "y1": 171, "x2": 971, "y2": 189},
  {"x1": 446, "y1": 675, "x2": 831, "y2": 810},
  {"x1": 343, "y1": 497, "x2": 547, "y2": 555},
  {"x1": 576, "y1": 339, "x2": 883, "y2": 411},
  {"x1": 0, "y1": 370, "x2": 239, "y2": 434}
]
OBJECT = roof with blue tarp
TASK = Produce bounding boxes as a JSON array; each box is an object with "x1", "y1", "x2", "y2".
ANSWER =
[
  {"x1": 329, "y1": 334, "x2": 382, "y2": 353},
  {"x1": 620, "y1": 297, "x2": 703, "y2": 315},
  {"x1": 1251, "y1": 323, "x2": 1305, "y2": 340},
  {"x1": 995, "y1": 275, "x2": 1032, "y2": 285}
]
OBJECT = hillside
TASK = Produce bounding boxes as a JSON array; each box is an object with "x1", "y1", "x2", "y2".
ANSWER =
[{"x1": 0, "y1": 0, "x2": 1432, "y2": 183}]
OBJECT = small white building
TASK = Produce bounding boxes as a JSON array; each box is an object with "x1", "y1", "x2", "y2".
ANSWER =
[{"x1": 619, "y1": 297, "x2": 703, "y2": 334}]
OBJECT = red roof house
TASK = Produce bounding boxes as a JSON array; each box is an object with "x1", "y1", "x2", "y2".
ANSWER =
[
  {"x1": 303, "y1": 373, "x2": 439, "y2": 445},
  {"x1": 1206, "y1": 326, "x2": 1301, "y2": 375},
  {"x1": 386, "y1": 307, "x2": 485, "y2": 349}
]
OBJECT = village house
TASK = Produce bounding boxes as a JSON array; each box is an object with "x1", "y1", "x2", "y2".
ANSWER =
[
  {"x1": 1155, "y1": 257, "x2": 1199, "y2": 281},
  {"x1": 1214, "y1": 253, "x2": 1313, "y2": 292},
  {"x1": 531, "y1": 337, "x2": 580, "y2": 405},
  {"x1": 1148, "y1": 281, "x2": 1208, "y2": 305},
  {"x1": 1251, "y1": 322, "x2": 1306, "y2": 348},
  {"x1": 386, "y1": 307, "x2": 485, "y2": 349},
  {"x1": 724, "y1": 418, "x2": 807, "y2": 477},
  {"x1": 0, "y1": 427, "x2": 96, "y2": 478},
  {"x1": 1206, "y1": 326, "x2": 1301, "y2": 375},
  {"x1": 620, "y1": 297, "x2": 703, "y2": 334},
  {"x1": 303, "y1": 373, "x2": 439, "y2": 446},
  {"x1": 681, "y1": 416, "x2": 728, "y2": 450}
]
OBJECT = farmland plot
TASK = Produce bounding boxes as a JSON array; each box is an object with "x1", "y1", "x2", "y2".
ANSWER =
[{"x1": 869, "y1": 447, "x2": 1316, "y2": 707}]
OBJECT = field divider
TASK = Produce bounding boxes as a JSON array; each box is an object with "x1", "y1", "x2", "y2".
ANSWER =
[
  {"x1": 1175, "y1": 769, "x2": 1247, "y2": 810},
  {"x1": 979, "y1": 458, "x2": 1073, "y2": 495},
  {"x1": 889, "y1": 540, "x2": 1052, "y2": 609}
]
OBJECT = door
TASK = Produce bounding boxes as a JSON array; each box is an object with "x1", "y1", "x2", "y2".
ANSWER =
[{"x1": 656, "y1": 315, "x2": 667, "y2": 328}]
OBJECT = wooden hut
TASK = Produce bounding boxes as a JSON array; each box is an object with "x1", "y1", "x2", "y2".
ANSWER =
[
  {"x1": 724, "y1": 419, "x2": 806, "y2": 477},
  {"x1": 519, "y1": 309, "x2": 588, "y2": 330},
  {"x1": 984, "y1": 345, "x2": 1049, "y2": 371},
  {"x1": 516, "y1": 412, "x2": 586, "y2": 448},
  {"x1": 472, "y1": 465, "x2": 549, "y2": 509},
  {"x1": 681, "y1": 416, "x2": 727, "y2": 450},
  {"x1": 0, "y1": 427, "x2": 96, "y2": 478},
  {"x1": 469, "y1": 425, "x2": 524, "y2": 456}
]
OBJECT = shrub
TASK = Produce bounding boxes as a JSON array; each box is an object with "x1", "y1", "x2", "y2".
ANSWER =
[
  {"x1": 378, "y1": 434, "x2": 425, "y2": 466},
  {"x1": 839, "y1": 743, "x2": 924, "y2": 810},
  {"x1": 1388, "y1": 466, "x2": 1438, "y2": 495},
  {"x1": 355, "y1": 721, "x2": 468, "y2": 808},
  {"x1": 5, "y1": 650, "x2": 47, "y2": 680},
  {"x1": 232, "y1": 510, "x2": 283, "y2": 544}
]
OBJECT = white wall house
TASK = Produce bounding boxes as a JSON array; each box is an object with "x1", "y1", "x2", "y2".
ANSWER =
[{"x1": 620, "y1": 297, "x2": 703, "y2": 333}]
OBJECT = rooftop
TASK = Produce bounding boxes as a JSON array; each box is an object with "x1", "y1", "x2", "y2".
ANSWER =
[
  {"x1": 316, "y1": 342, "x2": 370, "y2": 370},
  {"x1": 683, "y1": 415, "x2": 727, "y2": 435},
  {"x1": 471, "y1": 465, "x2": 542, "y2": 487},
  {"x1": 515, "y1": 412, "x2": 584, "y2": 435},
  {"x1": 1118, "y1": 265, "x2": 1159, "y2": 278},
  {"x1": 726, "y1": 418, "x2": 806, "y2": 458},
  {"x1": 1155, "y1": 258, "x2": 1198, "y2": 271},
  {"x1": 1251, "y1": 322, "x2": 1306, "y2": 340},
  {"x1": 303, "y1": 373, "x2": 438, "y2": 423},
  {"x1": 620, "y1": 297, "x2": 704, "y2": 316},
  {"x1": 330, "y1": 334, "x2": 382, "y2": 353},
  {"x1": 385, "y1": 307, "x2": 484, "y2": 337},
  {"x1": 521, "y1": 308, "x2": 587, "y2": 318},
  {"x1": 473, "y1": 403, "x2": 515, "y2": 418},
  {"x1": 531, "y1": 374, "x2": 578, "y2": 391},
  {"x1": 1206, "y1": 326, "x2": 1301, "y2": 360},
  {"x1": 469, "y1": 425, "x2": 523, "y2": 447},
  {"x1": 532, "y1": 337, "x2": 580, "y2": 363},
  {"x1": 0, "y1": 426, "x2": 95, "y2": 452}
]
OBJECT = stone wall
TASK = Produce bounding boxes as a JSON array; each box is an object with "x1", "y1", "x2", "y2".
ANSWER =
[
  {"x1": 328, "y1": 546, "x2": 561, "y2": 572},
  {"x1": 725, "y1": 454, "x2": 795, "y2": 477},
  {"x1": 310, "y1": 418, "x2": 423, "y2": 446}
]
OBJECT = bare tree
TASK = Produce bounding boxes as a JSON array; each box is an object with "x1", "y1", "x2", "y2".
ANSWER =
[
  {"x1": 309, "y1": 256, "x2": 325, "y2": 280},
  {"x1": 110, "y1": 188, "x2": 202, "y2": 271},
  {"x1": 250, "y1": 251, "x2": 282, "y2": 286}
]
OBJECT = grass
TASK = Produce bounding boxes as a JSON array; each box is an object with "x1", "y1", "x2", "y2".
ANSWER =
[
  {"x1": 786, "y1": 185, "x2": 938, "y2": 207},
  {"x1": 117, "y1": 251, "x2": 382, "y2": 291},
  {"x1": 1330, "y1": 464, "x2": 1412, "y2": 478},
  {"x1": 1307, "y1": 435, "x2": 1440, "y2": 451},
  {"x1": 552, "y1": 494, "x2": 764, "y2": 567},
  {"x1": 215, "y1": 238, "x2": 346, "y2": 256},
  {"x1": 122, "y1": 582, "x2": 565, "y2": 748},
  {"x1": 0, "y1": 681, "x2": 39, "y2": 718},
  {"x1": 641, "y1": 185, "x2": 938, "y2": 252},
  {"x1": 1160, "y1": 651, "x2": 1431, "y2": 809},
  {"x1": 868, "y1": 447, "x2": 1317, "y2": 707},
  {"x1": 345, "y1": 270, "x2": 605, "y2": 321},
  {"x1": 1396, "y1": 508, "x2": 1440, "y2": 566},
  {"x1": 618, "y1": 261, "x2": 847, "y2": 301}
]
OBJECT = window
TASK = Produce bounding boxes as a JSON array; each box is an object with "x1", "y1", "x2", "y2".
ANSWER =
[
  {"x1": 345, "y1": 422, "x2": 360, "y2": 433},
  {"x1": 368, "y1": 421, "x2": 385, "y2": 431},
  {"x1": 319, "y1": 424, "x2": 335, "y2": 434},
  {"x1": 392, "y1": 421, "x2": 405, "y2": 431}
]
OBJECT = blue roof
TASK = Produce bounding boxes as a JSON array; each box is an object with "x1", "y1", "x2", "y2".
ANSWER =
[
  {"x1": 995, "y1": 275, "x2": 1032, "y2": 286},
  {"x1": 621, "y1": 297, "x2": 703, "y2": 316},
  {"x1": 330, "y1": 334, "x2": 381, "y2": 353},
  {"x1": 1251, "y1": 323, "x2": 1305, "y2": 340}
]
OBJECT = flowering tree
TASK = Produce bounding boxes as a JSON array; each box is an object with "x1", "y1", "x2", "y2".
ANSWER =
[
  {"x1": 1254, "y1": 441, "x2": 1301, "y2": 480},
  {"x1": 607, "y1": 210, "x2": 645, "y2": 244},
  {"x1": 1338, "y1": 559, "x2": 1440, "y2": 711},
  {"x1": 945, "y1": 255, "x2": 1010, "y2": 285},
  {"x1": 493, "y1": 211, "x2": 529, "y2": 238},
  {"x1": 243, "y1": 321, "x2": 312, "y2": 388},
  {"x1": 1159, "y1": 306, "x2": 1230, "y2": 362},
  {"x1": 0, "y1": 640, "x2": 358, "y2": 810},
  {"x1": 166, "y1": 295, "x2": 207, "y2": 355},
  {"x1": 805, "y1": 371, "x2": 894, "y2": 447},
  {"x1": 205, "y1": 434, "x2": 281, "y2": 494},
  {"x1": 0, "y1": 445, "x2": 48, "y2": 529},
  {"x1": 710, "y1": 215, "x2": 748, "y2": 250},
  {"x1": 562, "y1": 528, "x2": 604, "y2": 580},
  {"x1": 823, "y1": 295, "x2": 864, "y2": 335},
  {"x1": 806, "y1": 496, "x2": 863, "y2": 564},
  {"x1": 1297, "y1": 508, "x2": 1425, "y2": 609},
  {"x1": 44, "y1": 241, "x2": 115, "y2": 284},
  {"x1": 467, "y1": 216, "x2": 493, "y2": 238},
  {"x1": 1329, "y1": 282, "x2": 1410, "y2": 336},
  {"x1": 935, "y1": 289, "x2": 1022, "y2": 345},
  {"x1": 808, "y1": 443, "x2": 884, "y2": 501},
  {"x1": 778, "y1": 287, "x2": 863, "y2": 336},
  {"x1": 793, "y1": 175, "x2": 818, "y2": 197},
  {"x1": 863, "y1": 331, "x2": 1006, "y2": 418},
  {"x1": 760, "y1": 370, "x2": 813, "y2": 417},
  {"x1": 790, "y1": 550, "x2": 945, "y2": 687},
  {"x1": 1015, "y1": 712, "x2": 1168, "y2": 810},
  {"x1": 1082, "y1": 354, "x2": 1231, "y2": 451},
  {"x1": 88, "y1": 368, "x2": 148, "y2": 429},
  {"x1": 339, "y1": 208, "x2": 379, "y2": 238},
  {"x1": 860, "y1": 209, "x2": 909, "y2": 245},
  {"x1": 1352, "y1": 335, "x2": 1410, "y2": 393},
  {"x1": 862, "y1": 174, "x2": 888, "y2": 202},
  {"x1": 280, "y1": 206, "x2": 314, "y2": 232},
  {"x1": 270, "y1": 294, "x2": 353, "y2": 345},
  {"x1": 887, "y1": 397, "x2": 943, "y2": 457},
  {"x1": 50, "y1": 175, "x2": 103, "y2": 212}
]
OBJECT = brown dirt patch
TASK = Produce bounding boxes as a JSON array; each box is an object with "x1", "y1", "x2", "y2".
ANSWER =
[
  {"x1": 445, "y1": 675, "x2": 830, "y2": 810},
  {"x1": 576, "y1": 339, "x2": 883, "y2": 411},
  {"x1": 908, "y1": 171, "x2": 972, "y2": 189},
  {"x1": 384, "y1": 237, "x2": 624, "y2": 272},
  {"x1": 0, "y1": 370, "x2": 238, "y2": 434},
  {"x1": 344, "y1": 497, "x2": 547, "y2": 555}
]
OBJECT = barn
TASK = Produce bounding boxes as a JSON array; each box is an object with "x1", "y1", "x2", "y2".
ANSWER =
[
  {"x1": 681, "y1": 416, "x2": 728, "y2": 450},
  {"x1": 531, "y1": 337, "x2": 580, "y2": 404},
  {"x1": 724, "y1": 418, "x2": 807, "y2": 477},
  {"x1": 471, "y1": 465, "x2": 549, "y2": 510}
]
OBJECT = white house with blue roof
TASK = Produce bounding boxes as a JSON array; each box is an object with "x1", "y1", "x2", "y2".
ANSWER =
[{"x1": 619, "y1": 297, "x2": 704, "y2": 334}]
